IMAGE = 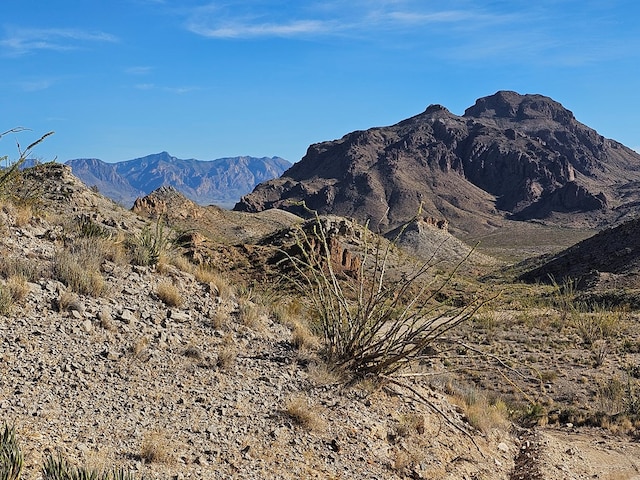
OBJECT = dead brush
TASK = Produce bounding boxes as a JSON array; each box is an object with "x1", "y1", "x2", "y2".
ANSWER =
[
  {"x1": 155, "y1": 280, "x2": 183, "y2": 307},
  {"x1": 139, "y1": 431, "x2": 173, "y2": 465},
  {"x1": 284, "y1": 395, "x2": 326, "y2": 431}
]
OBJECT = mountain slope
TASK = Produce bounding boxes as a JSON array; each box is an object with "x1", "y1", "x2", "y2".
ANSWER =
[
  {"x1": 519, "y1": 216, "x2": 640, "y2": 290},
  {"x1": 235, "y1": 91, "x2": 640, "y2": 235},
  {"x1": 66, "y1": 152, "x2": 291, "y2": 207}
]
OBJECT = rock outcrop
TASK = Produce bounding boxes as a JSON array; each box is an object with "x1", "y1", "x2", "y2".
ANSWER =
[{"x1": 235, "y1": 91, "x2": 640, "y2": 235}]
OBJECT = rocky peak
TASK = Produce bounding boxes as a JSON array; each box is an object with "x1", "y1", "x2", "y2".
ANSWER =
[{"x1": 464, "y1": 90, "x2": 575, "y2": 124}]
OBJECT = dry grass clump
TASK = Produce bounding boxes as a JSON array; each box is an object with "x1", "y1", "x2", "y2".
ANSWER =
[
  {"x1": 131, "y1": 337, "x2": 150, "y2": 360},
  {"x1": 197, "y1": 268, "x2": 234, "y2": 299},
  {"x1": 237, "y1": 299, "x2": 266, "y2": 333},
  {"x1": 216, "y1": 333, "x2": 237, "y2": 370},
  {"x1": 139, "y1": 431, "x2": 173, "y2": 465},
  {"x1": 291, "y1": 321, "x2": 319, "y2": 350},
  {"x1": 284, "y1": 395, "x2": 326, "y2": 431},
  {"x1": 450, "y1": 387, "x2": 510, "y2": 433},
  {"x1": 155, "y1": 280, "x2": 183, "y2": 307},
  {"x1": 0, "y1": 285, "x2": 13, "y2": 315},
  {"x1": 53, "y1": 238, "x2": 108, "y2": 296},
  {"x1": 0, "y1": 275, "x2": 31, "y2": 314},
  {"x1": 5, "y1": 275, "x2": 29, "y2": 303},
  {"x1": 0, "y1": 255, "x2": 45, "y2": 282},
  {"x1": 57, "y1": 291, "x2": 83, "y2": 313}
]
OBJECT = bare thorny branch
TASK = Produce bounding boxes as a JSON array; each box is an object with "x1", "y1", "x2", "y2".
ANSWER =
[{"x1": 280, "y1": 210, "x2": 491, "y2": 378}]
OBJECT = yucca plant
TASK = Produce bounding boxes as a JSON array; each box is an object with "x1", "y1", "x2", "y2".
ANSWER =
[
  {"x1": 42, "y1": 454, "x2": 141, "y2": 480},
  {"x1": 129, "y1": 218, "x2": 172, "y2": 266},
  {"x1": 0, "y1": 423, "x2": 23, "y2": 480}
]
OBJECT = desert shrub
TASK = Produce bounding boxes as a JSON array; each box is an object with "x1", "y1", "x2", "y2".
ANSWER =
[
  {"x1": 0, "y1": 423, "x2": 23, "y2": 480},
  {"x1": 0, "y1": 128, "x2": 53, "y2": 200},
  {"x1": 282, "y1": 213, "x2": 484, "y2": 378},
  {"x1": 139, "y1": 432, "x2": 173, "y2": 465},
  {"x1": 53, "y1": 240, "x2": 106, "y2": 297},
  {"x1": 284, "y1": 395, "x2": 326, "y2": 431},
  {"x1": 155, "y1": 280, "x2": 183, "y2": 307},
  {"x1": 128, "y1": 219, "x2": 173, "y2": 267},
  {"x1": 42, "y1": 453, "x2": 141, "y2": 480},
  {"x1": 574, "y1": 307, "x2": 622, "y2": 345}
]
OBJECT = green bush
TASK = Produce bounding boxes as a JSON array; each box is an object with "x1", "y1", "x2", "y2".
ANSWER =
[{"x1": 128, "y1": 218, "x2": 172, "y2": 266}]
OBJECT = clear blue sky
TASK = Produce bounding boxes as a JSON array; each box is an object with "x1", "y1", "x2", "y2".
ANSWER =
[{"x1": 2, "y1": 0, "x2": 639, "y2": 164}]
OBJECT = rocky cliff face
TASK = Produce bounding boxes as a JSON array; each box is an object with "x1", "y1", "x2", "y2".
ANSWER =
[
  {"x1": 67, "y1": 152, "x2": 291, "y2": 208},
  {"x1": 235, "y1": 91, "x2": 640, "y2": 235}
]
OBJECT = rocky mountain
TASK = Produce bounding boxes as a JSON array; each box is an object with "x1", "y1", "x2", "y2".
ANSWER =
[
  {"x1": 235, "y1": 91, "x2": 640, "y2": 236},
  {"x1": 66, "y1": 152, "x2": 291, "y2": 208}
]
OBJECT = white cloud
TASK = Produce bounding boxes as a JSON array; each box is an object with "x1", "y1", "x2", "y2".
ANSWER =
[
  {"x1": 0, "y1": 27, "x2": 118, "y2": 56},
  {"x1": 20, "y1": 79, "x2": 55, "y2": 91},
  {"x1": 134, "y1": 83, "x2": 199, "y2": 94},
  {"x1": 183, "y1": 1, "x2": 500, "y2": 40},
  {"x1": 126, "y1": 66, "x2": 154, "y2": 75},
  {"x1": 188, "y1": 19, "x2": 329, "y2": 39}
]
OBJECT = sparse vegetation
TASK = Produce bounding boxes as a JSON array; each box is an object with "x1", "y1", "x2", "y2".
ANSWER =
[
  {"x1": 128, "y1": 219, "x2": 173, "y2": 267},
  {"x1": 0, "y1": 423, "x2": 23, "y2": 480},
  {"x1": 42, "y1": 453, "x2": 141, "y2": 480},
  {"x1": 284, "y1": 395, "x2": 325, "y2": 431},
  {"x1": 155, "y1": 280, "x2": 183, "y2": 307},
  {"x1": 53, "y1": 238, "x2": 108, "y2": 296},
  {"x1": 139, "y1": 432, "x2": 173, "y2": 465},
  {"x1": 283, "y1": 213, "x2": 484, "y2": 378}
]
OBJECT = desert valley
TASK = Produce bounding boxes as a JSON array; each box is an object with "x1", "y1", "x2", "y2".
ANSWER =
[{"x1": 3, "y1": 91, "x2": 640, "y2": 479}]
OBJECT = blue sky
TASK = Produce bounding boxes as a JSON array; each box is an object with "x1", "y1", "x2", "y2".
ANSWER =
[{"x1": 2, "y1": 0, "x2": 639, "y2": 164}]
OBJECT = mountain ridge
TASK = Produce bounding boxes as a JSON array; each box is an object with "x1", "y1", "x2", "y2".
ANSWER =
[{"x1": 65, "y1": 152, "x2": 291, "y2": 207}]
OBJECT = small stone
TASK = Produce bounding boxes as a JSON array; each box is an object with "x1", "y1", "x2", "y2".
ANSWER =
[
  {"x1": 82, "y1": 319, "x2": 93, "y2": 333},
  {"x1": 497, "y1": 442, "x2": 509, "y2": 453},
  {"x1": 119, "y1": 309, "x2": 135, "y2": 323},
  {"x1": 168, "y1": 310, "x2": 190, "y2": 323}
]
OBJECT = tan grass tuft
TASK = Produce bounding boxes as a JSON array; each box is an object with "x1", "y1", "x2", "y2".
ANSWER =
[
  {"x1": 140, "y1": 431, "x2": 173, "y2": 464},
  {"x1": 284, "y1": 395, "x2": 326, "y2": 431},
  {"x1": 291, "y1": 321, "x2": 319, "y2": 350},
  {"x1": 156, "y1": 280, "x2": 183, "y2": 307}
]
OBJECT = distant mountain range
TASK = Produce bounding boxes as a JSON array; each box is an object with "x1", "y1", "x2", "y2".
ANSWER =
[
  {"x1": 65, "y1": 152, "x2": 291, "y2": 208},
  {"x1": 235, "y1": 91, "x2": 640, "y2": 236}
]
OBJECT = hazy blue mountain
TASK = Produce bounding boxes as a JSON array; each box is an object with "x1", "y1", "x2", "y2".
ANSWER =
[{"x1": 65, "y1": 152, "x2": 291, "y2": 208}]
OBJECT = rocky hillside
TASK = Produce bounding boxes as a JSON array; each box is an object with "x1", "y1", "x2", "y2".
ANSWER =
[
  {"x1": 235, "y1": 91, "x2": 640, "y2": 236},
  {"x1": 519, "y1": 216, "x2": 640, "y2": 291},
  {"x1": 66, "y1": 152, "x2": 291, "y2": 208},
  {"x1": 0, "y1": 164, "x2": 520, "y2": 479}
]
